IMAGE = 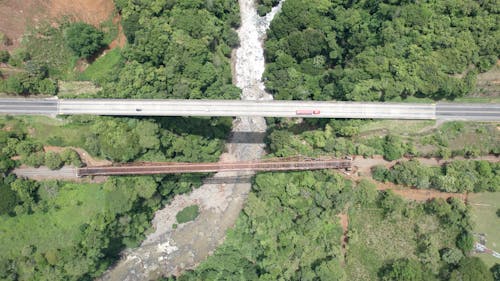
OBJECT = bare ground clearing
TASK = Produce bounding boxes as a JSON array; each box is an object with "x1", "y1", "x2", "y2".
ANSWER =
[{"x1": 0, "y1": 0, "x2": 117, "y2": 50}]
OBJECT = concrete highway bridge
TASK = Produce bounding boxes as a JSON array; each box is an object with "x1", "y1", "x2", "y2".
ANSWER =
[{"x1": 0, "y1": 98, "x2": 499, "y2": 121}]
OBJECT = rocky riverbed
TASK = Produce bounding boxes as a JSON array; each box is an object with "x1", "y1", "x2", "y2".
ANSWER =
[{"x1": 99, "y1": 1, "x2": 285, "y2": 280}]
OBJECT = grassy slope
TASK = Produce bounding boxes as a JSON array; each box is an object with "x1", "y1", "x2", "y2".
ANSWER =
[
  {"x1": 346, "y1": 207, "x2": 458, "y2": 280},
  {"x1": 469, "y1": 192, "x2": 500, "y2": 267},
  {"x1": 359, "y1": 120, "x2": 499, "y2": 156},
  {"x1": 2, "y1": 115, "x2": 88, "y2": 148},
  {"x1": 0, "y1": 182, "x2": 105, "y2": 258},
  {"x1": 79, "y1": 48, "x2": 123, "y2": 83},
  {"x1": 23, "y1": 24, "x2": 78, "y2": 80}
]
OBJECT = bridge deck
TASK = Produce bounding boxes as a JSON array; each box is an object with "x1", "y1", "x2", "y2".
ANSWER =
[{"x1": 76, "y1": 158, "x2": 352, "y2": 176}]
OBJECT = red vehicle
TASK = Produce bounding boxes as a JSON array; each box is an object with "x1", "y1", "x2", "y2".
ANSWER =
[{"x1": 296, "y1": 109, "x2": 321, "y2": 115}]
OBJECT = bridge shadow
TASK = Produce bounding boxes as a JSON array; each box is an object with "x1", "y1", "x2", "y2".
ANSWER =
[
  {"x1": 202, "y1": 174, "x2": 255, "y2": 185},
  {"x1": 227, "y1": 131, "x2": 268, "y2": 144}
]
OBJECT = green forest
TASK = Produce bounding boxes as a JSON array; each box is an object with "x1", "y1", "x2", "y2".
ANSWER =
[
  {"x1": 174, "y1": 172, "x2": 494, "y2": 281},
  {"x1": 0, "y1": 113, "x2": 231, "y2": 280},
  {"x1": 100, "y1": 0, "x2": 241, "y2": 99},
  {"x1": 263, "y1": 0, "x2": 499, "y2": 101},
  {"x1": 0, "y1": 0, "x2": 499, "y2": 280},
  {"x1": 0, "y1": 0, "x2": 245, "y2": 278}
]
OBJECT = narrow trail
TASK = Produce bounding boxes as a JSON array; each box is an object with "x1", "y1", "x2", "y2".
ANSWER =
[{"x1": 98, "y1": 1, "x2": 285, "y2": 280}]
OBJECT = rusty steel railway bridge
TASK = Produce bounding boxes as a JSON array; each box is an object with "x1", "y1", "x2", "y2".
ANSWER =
[{"x1": 76, "y1": 157, "x2": 352, "y2": 177}]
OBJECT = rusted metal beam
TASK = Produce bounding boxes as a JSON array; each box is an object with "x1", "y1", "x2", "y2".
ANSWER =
[{"x1": 76, "y1": 158, "x2": 351, "y2": 177}]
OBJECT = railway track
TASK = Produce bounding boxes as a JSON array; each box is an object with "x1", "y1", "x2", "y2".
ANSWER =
[{"x1": 76, "y1": 158, "x2": 352, "y2": 177}]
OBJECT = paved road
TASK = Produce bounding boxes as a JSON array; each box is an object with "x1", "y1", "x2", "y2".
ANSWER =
[
  {"x1": 436, "y1": 103, "x2": 500, "y2": 121},
  {"x1": 0, "y1": 98, "x2": 499, "y2": 121},
  {"x1": 58, "y1": 99, "x2": 438, "y2": 119},
  {"x1": 0, "y1": 98, "x2": 58, "y2": 115},
  {"x1": 13, "y1": 166, "x2": 77, "y2": 180}
]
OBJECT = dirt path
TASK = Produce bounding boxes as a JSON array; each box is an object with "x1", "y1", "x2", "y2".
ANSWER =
[
  {"x1": 12, "y1": 146, "x2": 110, "y2": 182},
  {"x1": 350, "y1": 155, "x2": 499, "y2": 202},
  {"x1": 352, "y1": 155, "x2": 499, "y2": 177},
  {"x1": 338, "y1": 213, "x2": 348, "y2": 266},
  {"x1": 373, "y1": 180, "x2": 467, "y2": 202},
  {"x1": 44, "y1": 146, "x2": 111, "y2": 166}
]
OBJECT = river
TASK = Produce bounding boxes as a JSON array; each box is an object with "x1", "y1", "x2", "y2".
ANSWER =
[{"x1": 99, "y1": 1, "x2": 284, "y2": 280}]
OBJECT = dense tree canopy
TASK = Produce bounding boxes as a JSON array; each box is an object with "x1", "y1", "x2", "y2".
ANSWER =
[
  {"x1": 179, "y1": 171, "x2": 352, "y2": 280},
  {"x1": 263, "y1": 0, "x2": 499, "y2": 101},
  {"x1": 450, "y1": 257, "x2": 494, "y2": 281},
  {"x1": 373, "y1": 160, "x2": 500, "y2": 193},
  {"x1": 99, "y1": 0, "x2": 241, "y2": 99},
  {"x1": 64, "y1": 22, "x2": 105, "y2": 59}
]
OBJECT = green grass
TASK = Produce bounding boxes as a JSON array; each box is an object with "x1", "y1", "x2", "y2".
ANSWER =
[
  {"x1": 469, "y1": 192, "x2": 500, "y2": 267},
  {"x1": 359, "y1": 120, "x2": 436, "y2": 137},
  {"x1": 176, "y1": 205, "x2": 200, "y2": 224},
  {"x1": 357, "y1": 119, "x2": 499, "y2": 157},
  {"x1": 1, "y1": 115, "x2": 88, "y2": 147},
  {"x1": 79, "y1": 48, "x2": 123, "y2": 84},
  {"x1": 437, "y1": 122, "x2": 499, "y2": 155},
  {"x1": 23, "y1": 23, "x2": 78, "y2": 80},
  {"x1": 99, "y1": 14, "x2": 119, "y2": 45},
  {"x1": 346, "y1": 206, "x2": 458, "y2": 280},
  {"x1": 453, "y1": 96, "x2": 500, "y2": 103},
  {"x1": 0, "y1": 182, "x2": 105, "y2": 259}
]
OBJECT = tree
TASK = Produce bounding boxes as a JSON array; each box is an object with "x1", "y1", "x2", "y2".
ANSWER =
[
  {"x1": 440, "y1": 248, "x2": 463, "y2": 266},
  {"x1": 456, "y1": 231, "x2": 474, "y2": 254},
  {"x1": 372, "y1": 165, "x2": 391, "y2": 182},
  {"x1": 450, "y1": 257, "x2": 493, "y2": 281},
  {"x1": 491, "y1": 264, "x2": 500, "y2": 281},
  {"x1": 383, "y1": 135, "x2": 405, "y2": 161},
  {"x1": 381, "y1": 258, "x2": 424, "y2": 281},
  {"x1": 378, "y1": 190, "x2": 404, "y2": 217},
  {"x1": 354, "y1": 179, "x2": 378, "y2": 206},
  {"x1": 44, "y1": 152, "x2": 63, "y2": 170},
  {"x1": 0, "y1": 183, "x2": 17, "y2": 215},
  {"x1": 64, "y1": 22, "x2": 105, "y2": 59},
  {"x1": 0, "y1": 50, "x2": 9, "y2": 63},
  {"x1": 60, "y1": 149, "x2": 83, "y2": 167}
]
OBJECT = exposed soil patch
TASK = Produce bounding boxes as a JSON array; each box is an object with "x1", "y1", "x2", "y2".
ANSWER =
[
  {"x1": 57, "y1": 81, "x2": 101, "y2": 96},
  {"x1": 108, "y1": 14, "x2": 126, "y2": 49},
  {"x1": 338, "y1": 213, "x2": 348, "y2": 266},
  {"x1": 349, "y1": 154, "x2": 499, "y2": 202},
  {"x1": 374, "y1": 180, "x2": 467, "y2": 202},
  {"x1": 471, "y1": 63, "x2": 500, "y2": 97},
  {"x1": 0, "y1": 0, "x2": 116, "y2": 50}
]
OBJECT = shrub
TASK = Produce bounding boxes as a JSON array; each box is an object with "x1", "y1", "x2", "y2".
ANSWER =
[
  {"x1": 0, "y1": 50, "x2": 9, "y2": 63},
  {"x1": 491, "y1": 264, "x2": 500, "y2": 281},
  {"x1": 380, "y1": 258, "x2": 423, "y2": 281},
  {"x1": 456, "y1": 231, "x2": 474, "y2": 254},
  {"x1": 450, "y1": 257, "x2": 493, "y2": 281},
  {"x1": 44, "y1": 152, "x2": 63, "y2": 170},
  {"x1": 64, "y1": 22, "x2": 105, "y2": 59},
  {"x1": 176, "y1": 205, "x2": 200, "y2": 224},
  {"x1": 23, "y1": 152, "x2": 45, "y2": 168},
  {"x1": 383, "y1": 135, "x2": 405, "y2": 161},
  {"x1": 61, "y1": 149, "x2": 83, "y2": 167},
  {"x1": 372, "y1": 165, "x2": 391, "y2": 182},
  {"x1": 440, "y1": 248, "x2": 463, "y2": 266},
  {"x1": 0, "y1": 184, "x2": 17, "y2": 215}
]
